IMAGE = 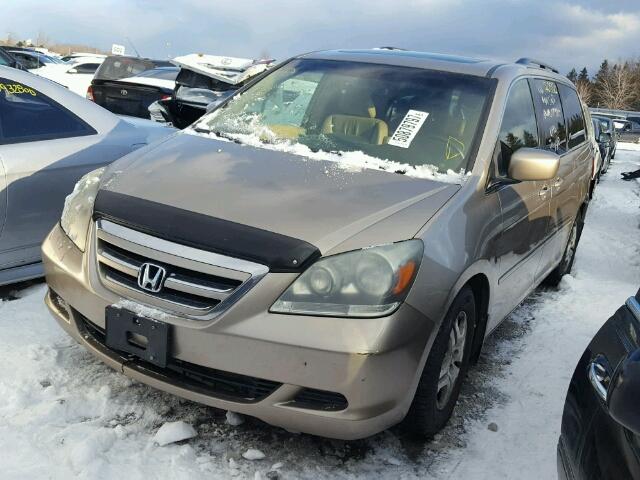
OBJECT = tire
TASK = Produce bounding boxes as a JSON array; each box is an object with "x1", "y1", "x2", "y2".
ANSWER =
[
  {"x1": 402, "y1": 286, "x2": 476, "y2": 438},
  {"x1": 545, "y1": 213, "x2": 582, "y2": 287}
]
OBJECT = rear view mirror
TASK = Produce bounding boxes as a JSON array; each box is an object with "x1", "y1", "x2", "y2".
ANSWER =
[
  {"x1": 608, "y1": 348, "x2": 640, "y2": 435},
  {"x1": 508, "y1": 148, "x2": 560, "y2": 182}
]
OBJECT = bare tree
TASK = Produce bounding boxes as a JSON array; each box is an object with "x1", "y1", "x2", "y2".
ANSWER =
[
  {"x1": 595, "y1": 62, "x2": 638, "y2": 110},
  {"x1": 575, "y1": 80, "x2": 593, "y2": 105}
]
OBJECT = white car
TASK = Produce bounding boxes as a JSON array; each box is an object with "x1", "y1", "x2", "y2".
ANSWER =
[
  {"x1": 0, "y1": 65, "x2": 175, "y2": 285},
  {"x1": 61, "y1": 52, "x2": 107, "y2": 63},
  {"x1": 34, "y1": 57, "x2": 105, "y2": 96}
]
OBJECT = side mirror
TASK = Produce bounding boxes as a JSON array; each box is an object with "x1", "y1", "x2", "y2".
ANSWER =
[
  {"x1": 608, "y1": 348, "x2": 640, "y2": 435},
  {"x1": 508, "y1": 148, "x2": 560, "y2": 182}
]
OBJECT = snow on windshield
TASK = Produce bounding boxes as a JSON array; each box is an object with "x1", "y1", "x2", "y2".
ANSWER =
[{"x1": 185, "y1": 126, "x2": 469, "y2": 183}]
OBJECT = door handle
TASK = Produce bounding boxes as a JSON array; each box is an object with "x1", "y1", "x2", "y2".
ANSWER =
[
  {"x1": 554, "y1": 177, "x2": 563, "y2": 188},
  {"x1": 539, "y1": 185, "x2": 549, "y2": 197},
  {"x1": 588, "y1": 358, "x2": 610, "y2": 402}
]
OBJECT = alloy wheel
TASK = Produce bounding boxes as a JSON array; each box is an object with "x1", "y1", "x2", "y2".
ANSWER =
[
  {"x1": 560, "y1": 221, "x2": 578, "y2": 272},
  {"x1": 436, "y1": 310, "x2": 468, "y2": 409}
]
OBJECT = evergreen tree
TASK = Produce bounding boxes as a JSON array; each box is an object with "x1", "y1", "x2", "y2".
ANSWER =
[
  {"x1": 593, "y1": 60, "x2": 611, "y2": 106},
  {"x1": 567, "y1": 68, "x2": 578, "y2": 84},
  {"x1": 578, "y1": 67, "x2": 589, "y2": 83}
]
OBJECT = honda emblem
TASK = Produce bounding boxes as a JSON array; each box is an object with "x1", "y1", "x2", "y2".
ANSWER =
[{"x1": 137, "y1": 263, "x2": 166, "y2": 293}]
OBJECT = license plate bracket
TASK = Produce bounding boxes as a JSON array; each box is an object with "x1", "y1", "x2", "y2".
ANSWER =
[{"x1": 105, "y1": 306, "x2": 170, "y2": 368}]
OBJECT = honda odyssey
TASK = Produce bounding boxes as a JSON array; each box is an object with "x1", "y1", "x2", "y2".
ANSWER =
[{"x1": 43, "y1": 50, "x2": 594, "y2": 440}]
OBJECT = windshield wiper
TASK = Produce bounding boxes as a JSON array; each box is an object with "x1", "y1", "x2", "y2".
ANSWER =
[
  {"x1": 192, "y1": 126, "x2": 243, "y2": 144},
  {"x1": 212, "y1": 130, "x2": 243, "y2": 144}
]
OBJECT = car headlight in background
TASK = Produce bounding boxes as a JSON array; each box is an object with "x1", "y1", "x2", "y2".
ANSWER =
[
  {"x1": 271, "y1": 240, "x2": 423, "y2": 318},
  {"x1": 60, "y1": 167, "x2": 105, "y2": 252}
]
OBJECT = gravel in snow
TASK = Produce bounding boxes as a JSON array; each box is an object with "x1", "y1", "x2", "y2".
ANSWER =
[{"x1": 0, "y1": 145, "x2": 638, "y2": 479}]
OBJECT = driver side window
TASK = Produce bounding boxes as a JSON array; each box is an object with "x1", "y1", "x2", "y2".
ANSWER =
[{"x1": 496, "y1": 79, "x2": 539, "y2": 176}]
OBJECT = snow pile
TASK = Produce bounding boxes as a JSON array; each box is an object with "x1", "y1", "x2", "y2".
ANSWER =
[
  {"x1": 113, "y1": 299, "x2": 169, "y2": 321},
  {"x1": 153, "y1": 421, "x2": 197, "y2": 446},
  {"x1": 242, "y1": 448, "x2": 266, "y2": 461},
  {"x1": 185, "y1": 127, "x2": 469, "y2": 184},
  {"x1": 226, "y1": 410, "x2": 244, "y2": 426}
]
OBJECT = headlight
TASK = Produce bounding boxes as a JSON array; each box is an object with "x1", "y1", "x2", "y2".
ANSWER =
[
  {"x1": 270, "y1": 240, "x2": 423, "y2": 318},
  {"x1": 60, "y1": 167, "x2": 105, "y2": 252}
]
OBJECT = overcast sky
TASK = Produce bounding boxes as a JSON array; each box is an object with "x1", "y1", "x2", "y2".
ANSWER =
[{"x1": 3, "y1": 0, "x2": 640, "y2": 75}]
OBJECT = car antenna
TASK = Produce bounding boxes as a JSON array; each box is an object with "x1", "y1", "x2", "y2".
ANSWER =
[{"x1": 126, "y1": 37, "x2": 141, "y2": 57}]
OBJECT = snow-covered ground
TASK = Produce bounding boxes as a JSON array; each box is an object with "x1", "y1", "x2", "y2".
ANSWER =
[{"x1": 0, "y1": 145, "x2": 638, "y2": 480}]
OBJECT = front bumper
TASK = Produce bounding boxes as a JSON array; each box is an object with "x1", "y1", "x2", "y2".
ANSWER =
[{"x1": 42, "y1": 223, "x2": 436, "y2": 440}]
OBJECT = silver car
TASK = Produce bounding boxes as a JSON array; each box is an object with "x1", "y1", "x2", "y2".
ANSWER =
[
  {"x1": 42, "y1": 51, "x2": 593, "y2": 440},
  {"x1": 0, "y1": 66, "x2": 174, "y2": 285}
]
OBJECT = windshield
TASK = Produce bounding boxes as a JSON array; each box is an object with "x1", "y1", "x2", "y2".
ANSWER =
[{"x1": 199, "y1": 58, "x2": 494, "y2": 174}]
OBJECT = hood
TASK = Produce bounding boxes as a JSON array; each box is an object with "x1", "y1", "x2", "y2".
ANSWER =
[{"x1": 99, "y1": 133, "x2": 459, "y2": 257}]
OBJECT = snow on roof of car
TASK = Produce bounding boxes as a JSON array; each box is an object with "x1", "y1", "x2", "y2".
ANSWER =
[{"x1": 171, "y1": 54, "x2": 274, "y2": 85}]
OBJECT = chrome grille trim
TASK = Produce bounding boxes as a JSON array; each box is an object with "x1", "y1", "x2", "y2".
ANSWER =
[{"x1": 95, "y1": 219, "x2": 269, "y2": 319}]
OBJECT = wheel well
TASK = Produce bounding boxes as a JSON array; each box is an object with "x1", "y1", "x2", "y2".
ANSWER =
[{"x1": 466, "y1": 274, "x2": 490, "y2": 364}]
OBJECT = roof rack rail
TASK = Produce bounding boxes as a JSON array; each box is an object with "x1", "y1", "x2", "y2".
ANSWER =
[
  {"x1": 515, "y1": 58, "x2": 559, "y2": 74},
  {"x1": 376, "y1": 46, "x2": 407, "y2": 51}
]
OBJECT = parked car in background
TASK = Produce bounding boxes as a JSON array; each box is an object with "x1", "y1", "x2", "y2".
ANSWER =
[
  {"x1": 33, "y1": 56, "x2": 105, "y2": 96},
  {"x1": 558, "y1": 290, "x2": 640, "y2": 480},
  {"x1": 60, "y1": 52, "x2": 107, "y2": 63},
  {"x1": 43, "y1": 51, "x2": 593, "y2": 440},
  {"x1": 88, "y1": 55, "x2": 177, "y2": 118},
  {"x1": 0, "y1": 48, "x2": 22, "y2": 70},
  {"x1": 584, "y1": 109, "x2": 602, "y2": 198},
  {"x1": 0, "y1": 65, "x2": 174, "y2": 285},
  {"x1": 149, "y1": 54, "x2": 274, "y2": 128},
  {"x1": 591, "y1": 117, "x2": 612, "y2": 175},
  {"x1": 7, "y1": 49, "x2": 65, "y2": 70},
  {"x1": 592, "y1": 115, "x2": 617, "y2": 159}
]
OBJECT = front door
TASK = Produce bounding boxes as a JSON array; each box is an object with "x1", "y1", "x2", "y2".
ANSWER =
[{"x1": 490, "y1": 77, "x2": 550, "y2": 325}]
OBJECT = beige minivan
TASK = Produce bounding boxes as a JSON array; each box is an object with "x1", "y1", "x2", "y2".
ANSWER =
[{"x1": 42, "y1": 50, "x2": 594, "y2": 440}]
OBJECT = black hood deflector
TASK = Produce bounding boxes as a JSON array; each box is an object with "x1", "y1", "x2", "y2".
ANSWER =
[{"x1": 93, "y1": 189, "x2": 320, "y2": 273}]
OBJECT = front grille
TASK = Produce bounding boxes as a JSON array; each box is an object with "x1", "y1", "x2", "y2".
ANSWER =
[
  {"x1": 292, "y1": 388, "x2": 348, "y2": 411},
  {"x1": 78, "y1": 315, "x2": 281, "y2": 402},
  {"x1": 94, "y1": 219, "x2": 268, "y2": 318}
]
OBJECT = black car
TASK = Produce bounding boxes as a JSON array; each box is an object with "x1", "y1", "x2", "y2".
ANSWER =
[
  {"x1": 88, "y1": 55, "x2": 177, "y2": 118},
  {"x1": 592, "y1": 115, "x2": 618, "y2": 160},
  {"x1": 558, "y1": 290, "x2": 640, "y2": 480},
  {"x1": 592, "y1": 118, "x2": 612, "y2": 175}
]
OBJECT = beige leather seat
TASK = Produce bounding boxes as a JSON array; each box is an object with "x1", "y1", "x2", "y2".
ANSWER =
[{"x1": 322, "y1": 106, "x2": 389, "y2": 145}]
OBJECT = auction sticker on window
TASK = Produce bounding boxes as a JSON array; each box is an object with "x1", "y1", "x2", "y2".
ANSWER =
[{"x1": 387, "y1": 110, "x2": 429, "y2": 148}]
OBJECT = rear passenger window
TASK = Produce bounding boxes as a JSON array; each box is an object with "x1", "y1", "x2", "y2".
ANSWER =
[
  {"x1": 531, "y1": 79, "x2": 567, "y2": 154},
  {"x1": 0, "y1": 77, "x2": 96, "y2": 144},
  {"x1": 496, "y1": 79, "x2": 539, "y2": 176},
  {"x1": 74, "y1": 63, "x2": 100, "y2": 74},
  {"x1": 558, "y1": 84, "x2": 586, "y2": 148}
]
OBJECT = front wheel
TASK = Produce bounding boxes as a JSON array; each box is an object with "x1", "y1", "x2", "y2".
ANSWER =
[{"x1": 402, "y1": 286, "x2": 476, "y2": 438}]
